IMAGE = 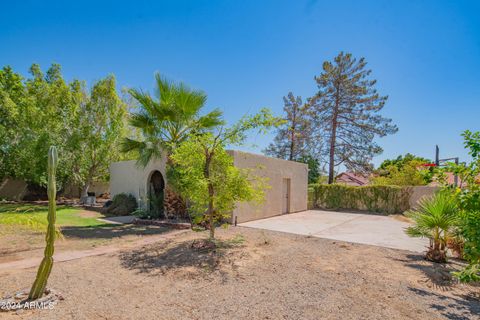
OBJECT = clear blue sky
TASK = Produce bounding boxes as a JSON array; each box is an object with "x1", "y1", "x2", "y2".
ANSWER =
[{"x1": 1, "y1": 0, "x2": 479, "y2": 167}]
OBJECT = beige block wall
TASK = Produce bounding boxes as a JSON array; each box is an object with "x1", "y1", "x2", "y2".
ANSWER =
[
  {"x1": 0, "y1": 178, "x2": 28, "y2": 201},
  {"x1": 109, "y1": 157, "x2": 167, "y2": 208},
  {"x1": 409, "y1": 186, "x2": 440, "y2": 209},
  {"x1": 229, "y1": 150, "x2": 308, "y2": 223}
]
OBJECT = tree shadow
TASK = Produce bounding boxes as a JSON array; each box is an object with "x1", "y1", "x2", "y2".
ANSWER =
[
  {"x1": 393, "y1": 253, "x2": 463, "y2": 289},
  {"x1": 408, "y1": 287, "x2": 480, "y2": 320},
  {"x1": 61, "y1": 224, "x2": 170, "y2": 240},
  {"x1": 119, "y1": 237, "x2": 245, "y2": 278}
]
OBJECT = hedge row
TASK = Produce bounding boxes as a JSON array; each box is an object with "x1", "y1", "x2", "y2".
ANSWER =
[{"x1": 308, "y1": 184, "x2": 412, "y2": 215}]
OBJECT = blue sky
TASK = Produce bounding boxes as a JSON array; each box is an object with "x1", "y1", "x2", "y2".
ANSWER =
[{"x1": 1, "y1": 0, "x2": 479, "y2": 167}]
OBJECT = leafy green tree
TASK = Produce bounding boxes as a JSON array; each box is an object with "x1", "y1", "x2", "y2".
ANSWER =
[
  {"x1": 309, "y1": 52, "x2": 398, "y2": 184},
  {"x1": 0, "y1": 64, "x2": 130, "y2": 196},
  {"x1": 0, "y1": 64, "x2": 82, "y2": 187},
  {"x1": 264, "y1": 92, "x2": 317, "y2": 161},
  {"x1": 378, "y1": 153, "x2": 431, "y2": 171},
  {"x1": 120, "y1": 74, "x2": 224, "y2": 217},
  {"x1": 170, "y1": 109, "x2": 279, "y2": 239},
  {"x1": 67, "y1": 75, "x2": 129, "y2": 199},
  {"x1": 373, "y1": 159, "x2": 432, "y2": 186}
]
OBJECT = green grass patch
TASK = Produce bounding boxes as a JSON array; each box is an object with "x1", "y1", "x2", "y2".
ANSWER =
[{"x1": 0, "y1": 203, "x2": 108, "y2": 234}]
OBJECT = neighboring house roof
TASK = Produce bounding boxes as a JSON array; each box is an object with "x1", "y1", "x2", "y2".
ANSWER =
[{"x1": 336, "y1": 172, "x2": 370, "y2": 186}]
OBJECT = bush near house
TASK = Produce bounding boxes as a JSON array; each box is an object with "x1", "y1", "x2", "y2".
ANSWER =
[
  {"x1": 104, "y1": 193, "x2": 137, "y2": 216},
  {"x1": 308, "y1": 184, "x2": 412, "y2": 214}
]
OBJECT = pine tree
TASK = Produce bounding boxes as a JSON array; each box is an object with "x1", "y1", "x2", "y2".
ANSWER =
[
  {"x1": 264, "y1": 92, "x2": 317, "y2": 161},
  {"x1": 309, "y1": 52, "x2": 398, "y2": 184}
]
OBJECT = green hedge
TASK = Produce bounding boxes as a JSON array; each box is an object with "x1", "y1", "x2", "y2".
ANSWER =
[{"x1": 308, "y1": 184, "x2": 412, "y2": 215}]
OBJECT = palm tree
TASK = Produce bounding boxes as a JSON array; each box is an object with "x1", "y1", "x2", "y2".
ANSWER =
[
  {"x1": 405, "y1": 192, "x2": 459, "y2": 262},
  {"x1": 121, "y1": 73, "x2": 223, "y2": 217}
]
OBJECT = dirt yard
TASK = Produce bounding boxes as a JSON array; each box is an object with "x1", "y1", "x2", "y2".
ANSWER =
[{"x1": 0, "y1": 227, "x2": 479, "y2": 320}]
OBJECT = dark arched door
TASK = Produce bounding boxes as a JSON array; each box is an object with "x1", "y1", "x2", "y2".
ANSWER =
[{"x1": 148, "y1": 170, "x2": 165, "y2": 218}]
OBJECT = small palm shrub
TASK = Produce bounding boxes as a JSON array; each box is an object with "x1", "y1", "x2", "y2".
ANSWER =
[{"x1": 405, "y1": 192, "x2": 459, "y2": 262}]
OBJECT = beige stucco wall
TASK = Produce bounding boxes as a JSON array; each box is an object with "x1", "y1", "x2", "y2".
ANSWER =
[
  {"x1": 109, "y1": 156, "x2": 167, "y2": 208},
  {"x1": 229, "y1": 150, "x2": 308, "y2": 223},
  {"x1": 409, "y1": 186, "x2": 439, "y2": 209},
  {"x1": 0, "y1": 178, "x2": 28, "y2": 201}
]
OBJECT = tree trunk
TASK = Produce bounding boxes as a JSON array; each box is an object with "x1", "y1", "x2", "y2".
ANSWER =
[
  {"x1": 289, "y1": 104, "x2": 297, "y2": 161},
  {"x1": 80, "y1": 181, "x2": 90, "y2": 198},
  {"x1": 328, "y1": 83, "x2": 341, "y2": 184},
  {"x1": 204, "y1": 152, "x2": 215, "y2": 239},
  {"x1": 328, "y1": 114, "x2": 338, "y2": 184}
]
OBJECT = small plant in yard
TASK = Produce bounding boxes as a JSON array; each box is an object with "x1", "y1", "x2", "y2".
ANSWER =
[{"x1": 405, "y1": 192, "x2": 458, "y2": 263}]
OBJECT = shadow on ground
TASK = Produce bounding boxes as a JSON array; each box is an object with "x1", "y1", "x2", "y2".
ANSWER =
[
  {"x1": 119, "y1": 237, "x2": 245, "y2": 277},
  {"x1": 61, "y1": 224, "x2": 170, "y2": 240},
  {"x1": 394, "y1": 253, "x2": 480, "y2": 320},
  {"x1": 408, "y1": 287, "x2": 480, "y2": 320}
]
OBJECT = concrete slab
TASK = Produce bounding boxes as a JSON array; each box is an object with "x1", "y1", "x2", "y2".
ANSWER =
[
  {"x1": 97, "y1": 215, "x2": 135, "y2": 225},
  {"x1": 240, "y1": 210, "x2": 428, "y2": 253}
]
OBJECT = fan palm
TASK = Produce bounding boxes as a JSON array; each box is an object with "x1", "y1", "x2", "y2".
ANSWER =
[
  {"x1": 405, "y1": 192, "x2": 459, "y2": 262},
  {"x1": 121, "y1": 73, "x2": 224, "y2": 166},
  {"x1": 121, "y1": 74, "x2": 224, "y2": 217}
]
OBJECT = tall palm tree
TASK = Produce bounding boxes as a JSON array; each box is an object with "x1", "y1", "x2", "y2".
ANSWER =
[
  {"x1": 121, "y1": 73, "x2": 223, "y2": 217},
  {"x1": 405, "y1": 192, "x2": 459, "y2": 262}
]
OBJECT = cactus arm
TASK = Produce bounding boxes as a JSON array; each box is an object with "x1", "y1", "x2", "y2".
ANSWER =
[{"x1": 29, "y1": 146, "x2": 58, "y2": 300}]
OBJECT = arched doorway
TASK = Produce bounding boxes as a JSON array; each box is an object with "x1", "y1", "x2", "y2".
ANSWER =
[{"x1": 148, "y1": 170, "x2": 165, "y2": 218}]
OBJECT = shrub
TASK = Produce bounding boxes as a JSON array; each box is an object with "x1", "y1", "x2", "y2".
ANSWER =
[
  {"x1": 308, "y1": 184, "x2": 411, "y2": 214},
  {"x1": 104, "y1": 193, "x2": 137, "y2": 216},
  {"x1": 405, "y1": 192, "x2": 459, "y2": 262}
]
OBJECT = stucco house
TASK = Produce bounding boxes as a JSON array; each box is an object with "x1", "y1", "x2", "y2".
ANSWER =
[{"x1": 109, "y1": 151, "x2": 308, "y2": 223}]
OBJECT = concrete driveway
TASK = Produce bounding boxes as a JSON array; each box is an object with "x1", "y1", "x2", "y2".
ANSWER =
[{"x1": 240, "y1": 210, "x2": 428, "y2": 252}]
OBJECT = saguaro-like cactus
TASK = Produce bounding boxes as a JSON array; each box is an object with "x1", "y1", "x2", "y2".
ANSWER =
[{"x1": 29, "y1": 146, "x2": 58, "y2": 300}]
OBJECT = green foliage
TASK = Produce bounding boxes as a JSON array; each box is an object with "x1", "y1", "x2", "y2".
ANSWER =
[
  {"x1": 378, "y1": 153, "x2": 431, "y2": 170},
  {"x1": 264, "y1": 92, "x2": 318, "y2": 161},
  {"x1": 105, "y1": 193, "x2": 138, "y2": 216},
  {"x1": 405, "y1": 192, "x2": 458, "y2": 262},
  {"x1": 171, "y1": 109, "x2": 279, "y2": 239},
  {"x1": 29, "y1": 146, "x2": 58, "y2": 300},
  {"x1": 297, "y1": 155, "x2": 322, "y2": 184},
  {"x1": 308, "y1": 184, "x2": 411, "y2": 214},
  {"x1": 120, "y1": 73, "x2": 224, "y2": 167},
  {"x1": 373, "y1": 159, "x2": 432, "y2": 186},
  {"x1": 310, "y1": 52, "x2": 398, "y2": 183},
  {"x1": 0, "y1": 64, "x2": 130, "y2": 191},
  {"x1": 447, "y1": 130, "x2": 480, "y2": 282},
  {"x1": 374, "y1": 154, "x2": 433, "y2": 186}
]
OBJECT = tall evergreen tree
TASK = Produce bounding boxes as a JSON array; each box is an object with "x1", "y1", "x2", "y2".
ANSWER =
[
  {"x1": 309, "y1": 52, "x2": 398, "y2": 184},
  {"x1": 264, "y1": 92, "x2": 316, "y2": 161}
]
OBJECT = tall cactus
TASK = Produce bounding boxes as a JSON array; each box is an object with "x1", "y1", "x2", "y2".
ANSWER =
[{"x1": 29, "y1": 146, "x2": 58, "y2": 300}]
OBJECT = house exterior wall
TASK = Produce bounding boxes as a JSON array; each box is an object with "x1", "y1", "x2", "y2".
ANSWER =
[
  {"x1": 229, "y1": 150, "x2": 308, "y2": 223},
  {"x1": 109, "y1": 157, "x2": 167, "y2": 208}
]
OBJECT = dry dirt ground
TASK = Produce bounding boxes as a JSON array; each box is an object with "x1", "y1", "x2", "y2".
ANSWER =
[{"x1": 0, "y1": 227, "x2": 479, "y2": 320}]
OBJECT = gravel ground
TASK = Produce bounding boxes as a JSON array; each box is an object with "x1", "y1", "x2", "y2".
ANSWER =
[{"x1": 0, "y1": 227, "x2": 479, "y2": 320}]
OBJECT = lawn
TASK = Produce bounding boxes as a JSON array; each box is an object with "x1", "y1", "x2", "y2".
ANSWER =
[
  {"x1": 0, "y1": 203, "x2": 106, "y2": 233},
  {"x1": 0, "y1": 203, "x2": 171, "y2": 263}
]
